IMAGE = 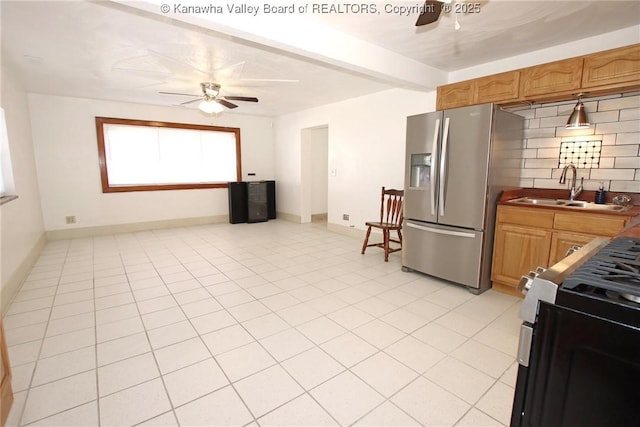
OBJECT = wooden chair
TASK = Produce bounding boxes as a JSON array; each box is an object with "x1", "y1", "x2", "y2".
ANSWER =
[{"x1": 361, "y1": 187, "x2": 404, "y2": 262}]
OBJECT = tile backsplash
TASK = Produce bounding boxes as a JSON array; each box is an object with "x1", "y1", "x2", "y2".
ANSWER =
[{"x1": 508, "y1": 93, "x2": 640, "y2": 193}]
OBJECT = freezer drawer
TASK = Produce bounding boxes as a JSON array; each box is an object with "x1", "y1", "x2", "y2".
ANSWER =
[{"x1": 403, "y1": 220, "x2": 484, "y2": 289}]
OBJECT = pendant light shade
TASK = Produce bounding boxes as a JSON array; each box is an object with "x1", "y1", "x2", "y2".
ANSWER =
[{"x1": 566, "y1": 94, "x2": 590, "y2": 129}]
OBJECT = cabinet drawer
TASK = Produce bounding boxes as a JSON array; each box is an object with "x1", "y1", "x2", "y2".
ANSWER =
[
  {"x1": 497, "y1": 206, "x2": 554, "y2": 228},
  {"x1": 553, "y1": 212, "x2": 628, "y2": 236}
]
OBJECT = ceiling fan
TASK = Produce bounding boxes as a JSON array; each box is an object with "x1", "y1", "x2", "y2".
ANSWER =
[
  {"x1": 415, "y1": 0, "x2": 446, "y2": 26},
  {"x1": 160, "y1": 82, "x2": 258, "y2": 114}
]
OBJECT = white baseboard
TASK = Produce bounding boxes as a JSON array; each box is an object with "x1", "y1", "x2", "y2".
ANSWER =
[
  {"x1": 46, "y1": 215, "x2": 229, "y2": 240},
  {"x1": 326, "y1": 222, "x2": 367, "y2": 239},
  {"x1": 2, "y1": 232, "x2": 47, "y2": 314},
  {"x1": 275, "y1": 212, "x2": 302, "y2": 224}
]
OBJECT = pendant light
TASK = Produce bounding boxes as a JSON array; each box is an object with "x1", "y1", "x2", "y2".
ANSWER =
[{"x1": 566, "y1": 93, "x2": 590, "y2": 129}]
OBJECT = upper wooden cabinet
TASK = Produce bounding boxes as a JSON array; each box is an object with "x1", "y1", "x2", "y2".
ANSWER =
[
  {"x1": 436, "y1": 80, "x2": 474, "y2": 110},
  {"x1": 435, "y1": 43, "x2": 640, "y2": 110},
  {"x1": 436, "y1": 71, "x2": 521, "y2": 110},
  {"x1": 474, "y1": 71, "x2": 521, "y2": 104},
  {"x1": 582, "y1": 44, "x2": 640, "y2": 89},
  {"x1": 520, "y1": 57, "x2": 583, "y2": 98}
]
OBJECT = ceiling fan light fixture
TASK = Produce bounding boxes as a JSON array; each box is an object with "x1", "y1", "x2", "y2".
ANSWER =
[
  {"x1": 566, "y1": 94, "x2": 590, "y2": 129},
  {"x1": 199, "y1": 100, "x2": 224, "y2": 114},
  {"x1": 201, "y1": 82, "x2": 221, "y2": 98}
]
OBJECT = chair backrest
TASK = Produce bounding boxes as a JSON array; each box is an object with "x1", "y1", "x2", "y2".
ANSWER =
[{"x1": 379, "y1": 186, "x2": 404, "y2": 226}]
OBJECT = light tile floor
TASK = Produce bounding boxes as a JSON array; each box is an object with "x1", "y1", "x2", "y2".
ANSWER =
[{"x1": 4, "y1": 220, "x2": 521, "y2": 427}]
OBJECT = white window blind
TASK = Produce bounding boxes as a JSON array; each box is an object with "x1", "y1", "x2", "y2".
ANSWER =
[{"x1": 103, "y1": 123, "x2": 238, "y2": 187}]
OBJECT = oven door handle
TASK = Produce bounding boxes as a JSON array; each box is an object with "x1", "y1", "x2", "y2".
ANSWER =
[{"x1": 517, "y1": 323, "x2": 534, "y2": 367}]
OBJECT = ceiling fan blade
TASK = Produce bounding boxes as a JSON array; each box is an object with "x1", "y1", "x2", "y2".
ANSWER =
[
  {"x1": 180, "y1": 98, "x2": 202, "y2": 105},
  {"x1": 415, "y1": 0, "x2": 443, "y2": 26},
  {"x1": 217, "y1": 99, "x2": 238, "y2": 109},
  {"x1": 239, "y1": 78, "x2": 299, "y2": 83},
  {"x1": 223, "y1": 96, "x2": 259, "y2": 102},
  {"x1": 159, "y1": 91, "x2": 200, "y2": 97},
  {"x1": 147, "y1": 49, "x2": 210, "y2": 76}
]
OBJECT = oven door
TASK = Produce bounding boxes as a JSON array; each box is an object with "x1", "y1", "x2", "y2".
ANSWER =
[{"x1": 513, "y1": 301, "x2": 640, "y2": 427}]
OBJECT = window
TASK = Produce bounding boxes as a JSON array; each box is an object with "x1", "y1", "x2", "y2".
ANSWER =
[
  {"x1": 0, "y1": 107, "x2": 17, "y2": 205},
  {"x1": 96, "y1": 117, "x2": 242, "y2": 193}
]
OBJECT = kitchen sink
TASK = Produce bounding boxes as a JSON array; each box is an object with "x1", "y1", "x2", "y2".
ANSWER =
[
  {"x1": 509, "y1": 197, "x2": 629, "y2": 211},
  {"x1": 510, "y1": 197, "x2": 566, "y2": 206}
]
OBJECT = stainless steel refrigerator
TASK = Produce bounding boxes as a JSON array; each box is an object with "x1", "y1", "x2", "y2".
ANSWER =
[{"x1": 402, "y1": 104, "x2": 524, "y2": 294}]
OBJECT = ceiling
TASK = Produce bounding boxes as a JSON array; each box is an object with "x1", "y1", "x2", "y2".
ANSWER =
[{"x1": 2, "y1": 1, "x2": 639, "y2": 117}]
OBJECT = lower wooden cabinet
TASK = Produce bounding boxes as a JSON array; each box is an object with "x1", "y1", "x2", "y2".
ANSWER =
[
  {"x1": 549, "y1": 231, "x2": 598, "y2": 266},
  {"x1": 491, "y1": 205, "x2": 632, "y2": 297},
  {"x1": 492, "y1": 223, "x2": 552, "y2": 296}
]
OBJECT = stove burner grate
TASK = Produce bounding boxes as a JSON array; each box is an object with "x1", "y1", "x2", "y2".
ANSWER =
[{"x1": 562, "y1": 238, "x2": 640, "y2": 300}]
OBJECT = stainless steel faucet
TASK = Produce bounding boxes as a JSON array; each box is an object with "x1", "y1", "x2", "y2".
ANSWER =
[{"x1": 559, "y1": 163, "x2": 583, "y2": 201}]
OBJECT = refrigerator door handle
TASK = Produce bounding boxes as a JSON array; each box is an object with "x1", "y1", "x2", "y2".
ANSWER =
[
  {"x1": 430, "y1": 118, "x2": 440, "y2": 216},
  {"x1": 439, "y1": 117, "x2": 450, "y2": 217},
  {"x1": 406, "y1": 222, "x2": 476, "y2": 238}
]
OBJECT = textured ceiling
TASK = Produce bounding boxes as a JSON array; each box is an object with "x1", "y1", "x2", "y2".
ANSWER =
[{"x1": 2, "y1": 1, "x2": 639, "y2": 117}]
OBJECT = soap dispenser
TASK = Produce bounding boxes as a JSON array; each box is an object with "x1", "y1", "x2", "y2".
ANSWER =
[{"x1": 595, "y1": 182, "x2": 607, "y2": 204}]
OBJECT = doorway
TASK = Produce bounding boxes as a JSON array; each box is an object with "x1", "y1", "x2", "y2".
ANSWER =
[{"x1": 301, "y1": 126, "x2": 328, "y2": 224}]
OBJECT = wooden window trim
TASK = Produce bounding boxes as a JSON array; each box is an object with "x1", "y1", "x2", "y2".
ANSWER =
[{"x1": 95, "y1": 117, "x2": 242, "y2": 193}]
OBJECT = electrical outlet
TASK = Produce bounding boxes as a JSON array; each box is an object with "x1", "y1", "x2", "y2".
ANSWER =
[
  {"x1": 342, "y1": 214, "x2": 349, "y2": 221},
  {"x1": 65, "y1": 216, "x2": 76, "y2": 224}
]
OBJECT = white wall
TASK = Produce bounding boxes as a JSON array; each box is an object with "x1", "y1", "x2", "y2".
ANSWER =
[
  {"x1": 274, "y1": 88, "x2": 435, "y2": 230},
  {"x1": 28, "y1": 94, "x2": 275, "y2": 231},
  {"x1": 0, "y1": 65, "x2": 46, "y2": 310}
]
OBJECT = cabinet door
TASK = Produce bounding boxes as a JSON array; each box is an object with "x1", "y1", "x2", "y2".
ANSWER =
[
  {"x1": 582, "y1": 44, "x2": 640, "y2": 89},
  {"x1": 474, "y1": 71, "x2": 520, "y2": 104},
  {"x1": 436, "y1": 81, "x2": 474, "y2": 110},
  {"x1": 549, "y1": 231, "x2": 597, "y2": 266},
  {"x1": 521, "y1": 57, "x2": 583, "y2": 98},
  {"x1": 491, "y1": 223, "x2": 553, "y2": 290},
  {"x1": 1, "y1": 318, "x2": 13, "y2": 427}
]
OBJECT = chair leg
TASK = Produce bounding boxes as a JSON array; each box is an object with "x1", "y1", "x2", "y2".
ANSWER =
[
  {"x1": 361, "y1": 226, "x2": 372, "y2": 254},
  {"x1": 397, "y1": 229, "x2": 403, "y2": 246},
  {"x1": 384, "y1": 229, "x2": 390, "y2": 262}
]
